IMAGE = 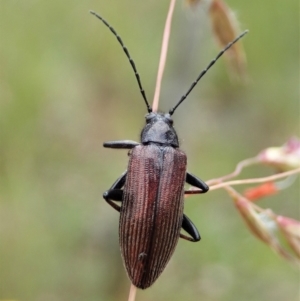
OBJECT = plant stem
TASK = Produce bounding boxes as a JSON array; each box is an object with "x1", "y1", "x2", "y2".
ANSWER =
[
  {"x1": 128, "y1": 284, "x2": 137, "y2": 301},
  {"x1": 206, "y1": 157, "x2": 260, "y2": 185},
  {"x1": 152, "y1": 0, "x2": 177, "y2": 112},
  {"x1": 209, "y1": 167, "x2": 300, "y2": 191}
]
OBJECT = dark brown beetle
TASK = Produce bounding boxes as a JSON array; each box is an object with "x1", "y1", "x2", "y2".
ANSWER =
[{"x1": 91, "y1": 11, "x2": 248, "y2": 289}]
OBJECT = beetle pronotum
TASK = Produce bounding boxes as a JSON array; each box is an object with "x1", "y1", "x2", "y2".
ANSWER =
[{"x1": 90, "y1": 10, "x2": 248, "y2": 289}]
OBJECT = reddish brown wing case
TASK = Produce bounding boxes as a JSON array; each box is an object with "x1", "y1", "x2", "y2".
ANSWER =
[{"x1": 120, "y1": 144, "x2": 187, "y2": 289}]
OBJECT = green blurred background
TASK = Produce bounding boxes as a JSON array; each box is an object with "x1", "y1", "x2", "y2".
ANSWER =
[{"x1": 0, "y1": 0, "x2": 299, "y2": 300}]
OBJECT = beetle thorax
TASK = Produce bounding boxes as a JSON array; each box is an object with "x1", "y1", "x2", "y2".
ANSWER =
[{"x1": 141, "y1": 113, "x2": 179, "y2": 147}]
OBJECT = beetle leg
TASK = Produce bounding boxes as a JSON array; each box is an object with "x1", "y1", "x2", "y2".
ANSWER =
[
  {"x1": 103, "y1": 189, "x2": 123, "y2": 212},
  {"x1": 109, "y1": 171, "x2": 127, "y2": 190},
  {"x1": 103, "y1": 140, "x2": 140, "y2": 149},
  {"x1": 103, "y1": 171, "x2": 126, "y2": 212},
  {"x1": 185, "y1": 172, "x2": 209, "y2": 193},
  {"x1": 180, "y1": 214, "x2": 201, "y2": 242}
]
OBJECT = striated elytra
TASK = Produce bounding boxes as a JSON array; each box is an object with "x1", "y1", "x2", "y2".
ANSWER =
[{"x1": 103, "y1": 114, "x2": 208, "y2": 289}]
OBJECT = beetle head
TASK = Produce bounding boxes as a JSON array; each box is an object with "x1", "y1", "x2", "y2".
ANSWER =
[{"x1": 141, "y1": 112, "x2": 179, "y2": 147}]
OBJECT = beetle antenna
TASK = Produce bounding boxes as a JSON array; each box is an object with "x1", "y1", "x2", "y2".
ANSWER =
[
  {"x1": 90, "y1": 11, "x2": 152, "y2": 113},
  {"x1": 169, "y1": 30, "x2": 249, "y2": 116}
]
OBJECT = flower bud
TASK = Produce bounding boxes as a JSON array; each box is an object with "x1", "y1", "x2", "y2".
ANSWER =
[
  {"x1": 258, "y1": 137, "x2": 300, "y2": 171},
  {"x1": 276, "y1": 216, "x2": 300, "y2": 259},
  {"x1": 227, "y1": 187, "x2": 298, "y2": 263},
  {"x1": 208, "y1": 0, "x2": 247, "y2": 78},
  {"x1": 244, "y1": 182, "x2": 278, "y2": 201}
]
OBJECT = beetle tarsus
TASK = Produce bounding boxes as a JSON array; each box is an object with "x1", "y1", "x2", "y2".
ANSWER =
[
  {"x1": 103, "y1": 172, "x2": 127, "y2": 212},
  {"x1": 103, "y1": 189, "x2": 123, "y2": 201},
  {"x1": 180, "y1": 214, "x2": 201, "y2": 242},
  {"x1": 103, "y1": 191, "x2": 122, "y2": 212},
  {"x1": 186, "y1": 172, "x2": 209, "y2": 193}
]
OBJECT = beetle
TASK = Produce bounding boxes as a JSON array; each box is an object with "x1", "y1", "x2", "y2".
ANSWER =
[{"x1": 90, "y1": 10, "x2": 248, "y2": 289}]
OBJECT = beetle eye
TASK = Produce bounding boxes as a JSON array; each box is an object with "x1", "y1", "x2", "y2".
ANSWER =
[
  {"x1": 164, "y1": 114, "x2": 173, "y2": 125},
  {"x1": 145, "y1": 113, "x2": 155, "y2": 123}
]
